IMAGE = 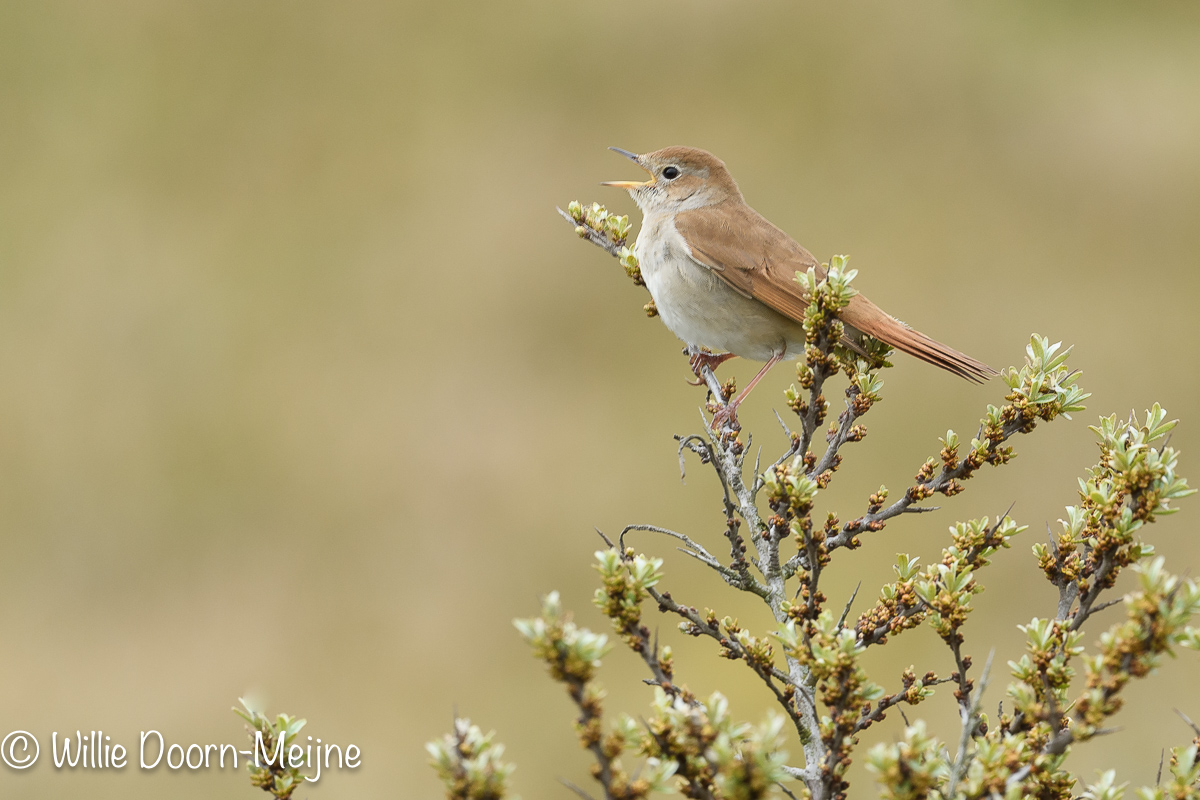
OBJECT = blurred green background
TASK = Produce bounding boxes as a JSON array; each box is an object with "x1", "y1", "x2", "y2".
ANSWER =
[{"x1": 1, "y1": 1, "x2": 1198, "y2": 797}]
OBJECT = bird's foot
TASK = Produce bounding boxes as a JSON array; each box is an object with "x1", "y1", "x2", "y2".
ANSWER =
[
  {"x1": 685, "y1": 348, "x2": 737, "y2": 385},
  {"x1": 710, "y1": 401, "x2": 742, "y2": 433}
]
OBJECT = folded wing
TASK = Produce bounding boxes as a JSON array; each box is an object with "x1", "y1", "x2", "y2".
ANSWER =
[{"x1": 674, "y1": 202, "x2": 996, "y2": 383}]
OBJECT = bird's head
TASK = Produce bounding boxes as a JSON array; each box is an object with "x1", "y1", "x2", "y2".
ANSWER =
[{"x1": 602, "y1": 146, "x2": 742, "y2": 214}]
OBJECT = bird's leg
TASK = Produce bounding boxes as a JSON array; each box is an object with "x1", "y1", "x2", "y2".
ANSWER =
[
  {"x1": 685, "y1": 347, "x2": 737, "y2": 385},
  {"x1": 710, "y1": 352, "x2": 784, "y2": 430}
]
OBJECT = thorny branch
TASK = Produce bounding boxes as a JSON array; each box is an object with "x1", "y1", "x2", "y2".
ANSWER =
[
  {"x1": 650, "y1": 587, "x2": 815, "y2": 714},
  {"x1": 563, "y1": 203, "x2": 1006, "y2": 798},
  {"x1": 488, "y1": 202, "x2": 1198, "y2": 800},
  {"x1": 822, "y1": 416, "x2": 1029, "y2": 555},
  {"x1": 945, "y1": 650, "x2": 994, "y2": 797}
]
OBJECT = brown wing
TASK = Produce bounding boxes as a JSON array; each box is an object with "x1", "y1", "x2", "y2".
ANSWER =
[
  {"x1": 674, "y1": 200, "x2": 823, "y2": 321},
  {"x1": 675, "y1": 201, "x2": 997, "y2": 382}
]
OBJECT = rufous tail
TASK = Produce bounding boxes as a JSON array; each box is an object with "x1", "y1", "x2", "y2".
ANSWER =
[{"x1": 847, "y1": 303, "x2": 997, "y2": 384}]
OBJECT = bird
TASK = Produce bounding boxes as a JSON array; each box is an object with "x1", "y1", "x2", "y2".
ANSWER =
[{"x1": 600, "y1": 145, "x2": 996, "y2": 426}]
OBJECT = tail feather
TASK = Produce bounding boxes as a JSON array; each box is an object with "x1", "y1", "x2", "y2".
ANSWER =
[
  {"x1": 885, "y1": 326, "x2": 996, "y2": 384},
  {"x1": 845, "y1": 300, "x2": 997, "y2": 384}
]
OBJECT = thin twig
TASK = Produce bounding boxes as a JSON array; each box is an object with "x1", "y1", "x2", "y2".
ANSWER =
[
  {"x1": 646, "y1": 584, "x2": 818, "y2": 736},
  {"x1": 557, "y1": 207, "x2": 624, "y2": 257},
  {"x1": 827, "y1": 417, "x2": 1029, "y2": 553},
  {"x1": 1176, "y1": 708, "x2": 1200, "y2": 738},
  {"x1": 617, "y1": 524, "x2": 741, "y2": 584},
  {"x1": 835, "y1": 582, "x2": 862, "y2": 633},
  {"x1": 945, "y1": 649, "x2": 994, "y2": 798},
  {"x1": 777, "y1": 780, "x2": 801, "y2": 800},
  {"x1": 810, "y1": 386, "x2": 861, "y2": 479},
  {"x1": 560, "y1": 778, "x2": 600, "y2": 800}
]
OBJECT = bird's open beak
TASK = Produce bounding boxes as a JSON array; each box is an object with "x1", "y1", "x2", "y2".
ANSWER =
[{"x1": 601, "y1": 146, "x2": 654, "y2": 189}]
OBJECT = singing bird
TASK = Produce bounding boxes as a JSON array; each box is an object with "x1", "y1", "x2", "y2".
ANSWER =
[{"x1": 601, "y1": 146, "x2": 996, "y2": 424}]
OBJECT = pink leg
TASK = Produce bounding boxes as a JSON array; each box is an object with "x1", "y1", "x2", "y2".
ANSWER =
[
  {"x1": 711, "y1": 352, "x2": 784, "y2": 430},
  {"x1": 686, "y1": 349, "x2": 738, "y2": 385}
]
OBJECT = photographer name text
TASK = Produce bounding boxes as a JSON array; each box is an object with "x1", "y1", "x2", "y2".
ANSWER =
[{"x1": 2, "y1": 729, "x2": 360, "y2": 782}]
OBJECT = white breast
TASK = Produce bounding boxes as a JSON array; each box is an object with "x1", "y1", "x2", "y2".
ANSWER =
[{"x1": 633, "y1": 214, "x2": 807, "y2": 362}]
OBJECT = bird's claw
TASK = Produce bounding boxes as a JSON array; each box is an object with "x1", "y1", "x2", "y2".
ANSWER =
[
  {"x1": 686, "y1": 348, "x2": 736, "y2": 384},
  {"x1": 710, "y1": 403, "x2": 741, "y2": 432}
]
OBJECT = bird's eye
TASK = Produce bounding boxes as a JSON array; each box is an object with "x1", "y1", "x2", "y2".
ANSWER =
[{"x1": 662, "y1": 166, "x2": 680, "y2": 180}]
